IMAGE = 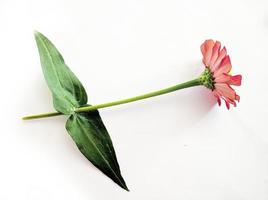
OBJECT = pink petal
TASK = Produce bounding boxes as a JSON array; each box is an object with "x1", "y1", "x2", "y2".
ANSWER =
[
  {"x1": 226, "y1": 97, "x2": 236, "y2": 107},
  {"x1": 214, "y1": 56, "x2": 232, "y2": 77},
  {"x1": 209, "y1": 41, "x2": 221, "y2": 67},
  {"x1": 201, "y1": 44, "x2": 207, "y2": 66},
  {"x1": 212, "y1": 47, "x2": 227, "y2": 72},
  {"x1": 213, "y1": 90, "x2": 221, "y2": 106},
  {"x1": 225, "y1": 100, "x2": 230, "y2": 109},
  {"x1": 214, "y1": 73, "x2": 231, "y2": 83},
  {"x1": 201, "y1": 43, "x2": 206, "y2": 57},
  {"x1": 214, "y1": 90, "x2": 230, "y2": 109},
  {"x1": 235, "y1": 94, "x2": 240, "y2": 102},
  {"x1": 222, "y1": 95, "x2": 237, "y2": 109},
  {"x1": 201, "y1": 40, "x2": 215, "y2": 67},
  {"x1": 215, "y1": 83, "x2": 236, "y2": 100},
  {"x1": 227, "y1": 75, "x2": 242, "y2": 86}
]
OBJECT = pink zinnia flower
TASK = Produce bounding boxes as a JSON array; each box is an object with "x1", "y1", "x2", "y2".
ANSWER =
[{"x1": 200, "y1": 40, "x2": 242, "y2": 109}]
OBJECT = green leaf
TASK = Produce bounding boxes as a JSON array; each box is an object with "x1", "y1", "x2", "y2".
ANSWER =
[
  {"x1": 66, "y1": 111, "x2": 129, "y2": 191},
  {"x1": 35, "y1": 31, "x2": 128, "y2": 190},
  {"x1": 34, "y1": 31, "x2": 87, "y2": 114}
]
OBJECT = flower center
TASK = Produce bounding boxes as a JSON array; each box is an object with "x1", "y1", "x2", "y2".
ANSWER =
[{"x1": 200, "y1": 67, "x2": 215, "y2": 90}]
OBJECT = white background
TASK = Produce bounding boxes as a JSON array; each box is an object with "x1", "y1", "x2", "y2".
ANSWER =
[{"x1": 0, "y1": 0, "x2": 268, "y2": 199}]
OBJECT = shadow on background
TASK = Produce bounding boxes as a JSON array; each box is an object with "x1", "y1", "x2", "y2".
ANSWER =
[{"x1": 169, "y1": 60, "x2": 218, "y2": 133}]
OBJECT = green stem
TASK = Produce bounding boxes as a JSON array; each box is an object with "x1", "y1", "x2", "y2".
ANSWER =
[
  {"x1": 22, "y1": 78, "x2": 202, "y2": 120},
  {"x1": 75, "y1": 78, "x2": 201, "y2": 112},
  {"x1": 22, "y1": 112, "x2": 62, "y2": 120}
]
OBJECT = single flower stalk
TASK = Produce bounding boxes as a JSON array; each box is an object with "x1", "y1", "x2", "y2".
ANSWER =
[{"x1": 23, "y1": 32, "x2": 242, "y2": 191}]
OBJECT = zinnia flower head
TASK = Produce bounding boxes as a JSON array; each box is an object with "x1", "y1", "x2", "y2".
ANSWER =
[{"x1": 200, "y1": 40, "x2": 242, "y2": 109}]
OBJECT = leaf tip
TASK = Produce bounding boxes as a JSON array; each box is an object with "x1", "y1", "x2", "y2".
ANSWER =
[
  {"x1": 34, "y1": 30, "x2": 40, "y2": 37},
  {"x1": 34, "y1": 30, "x2": 46, "y2": 42},
  {"x1": 123, "y1": 185, "x2": 130, "y2": 192},
  {"x1": 115, "y1": 174, "x2": 129, "y2": 191}
]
